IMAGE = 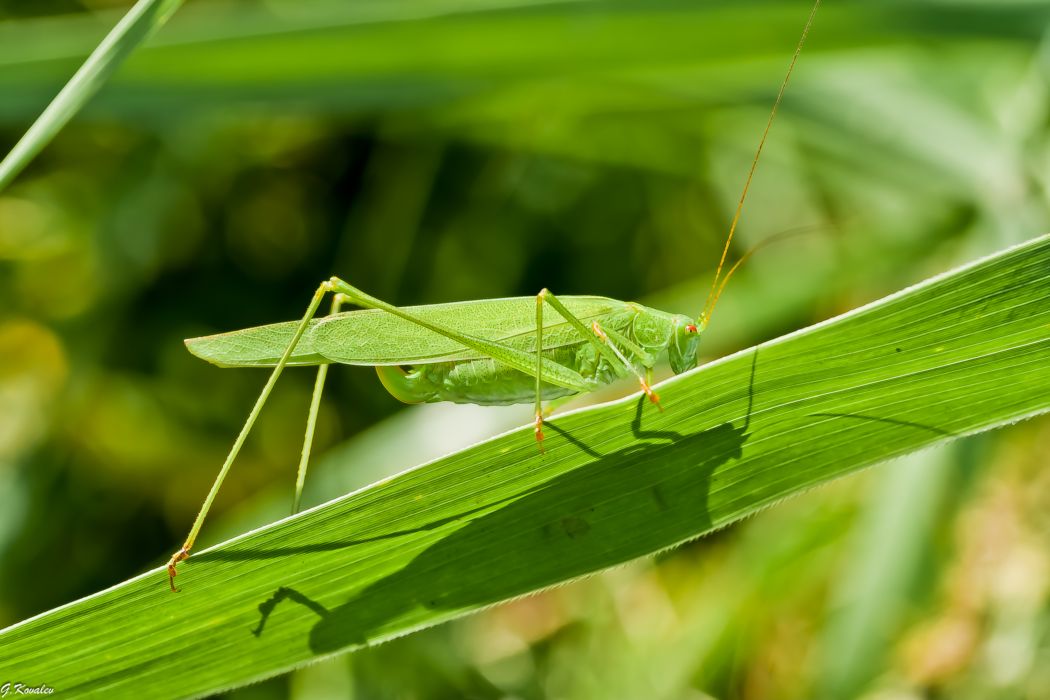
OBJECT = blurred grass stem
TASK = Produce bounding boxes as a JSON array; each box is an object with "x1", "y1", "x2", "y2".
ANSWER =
[{"x1": 0, "y1": 0, "x2": 183, "y2": 192}]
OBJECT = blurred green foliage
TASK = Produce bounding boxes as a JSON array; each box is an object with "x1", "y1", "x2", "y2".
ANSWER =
[{"x1": 1, "y1": 0, "x2": 1049, "y2": 698}]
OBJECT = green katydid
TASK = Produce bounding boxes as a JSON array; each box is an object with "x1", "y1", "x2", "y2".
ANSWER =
[{"x1": 166, "y1": 0, "x2": 821, "y2": 590}]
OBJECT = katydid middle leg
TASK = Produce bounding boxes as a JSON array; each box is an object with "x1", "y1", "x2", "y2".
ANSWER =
[
  {"x1": 591, "y1": 322, "x2": 662, "y2": 410},
  {"x1": 532, "y1": 289, "x2": 651, "y2": 444},
  {"x1": 328, "y1": 278, "x2": 614, "y2": 453}
]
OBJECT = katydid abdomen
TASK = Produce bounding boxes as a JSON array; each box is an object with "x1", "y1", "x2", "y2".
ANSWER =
[{"x1": 376, "y1": 345, "x2": 609, "y2": 406}]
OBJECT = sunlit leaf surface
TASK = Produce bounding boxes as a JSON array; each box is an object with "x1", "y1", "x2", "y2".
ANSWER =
[{"x1": 2, "y1": 234, "x2": 1047, "y2": 698}]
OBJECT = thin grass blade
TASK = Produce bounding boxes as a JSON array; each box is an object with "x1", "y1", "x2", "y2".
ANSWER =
[{"x1": 0, "y1": 0, "x2": 183, "y2": 192}]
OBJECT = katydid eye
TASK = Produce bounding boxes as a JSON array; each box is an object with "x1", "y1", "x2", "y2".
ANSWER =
[{"x1": 685, "y1": 324, "x2": 698, "y2": 334}]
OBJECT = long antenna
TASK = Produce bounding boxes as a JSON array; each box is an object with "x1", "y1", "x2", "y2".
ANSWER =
[{"x1": 699, "y1": 0, "x2": 820, "y2": 329}]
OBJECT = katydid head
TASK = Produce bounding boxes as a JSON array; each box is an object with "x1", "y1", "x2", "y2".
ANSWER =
[{"x1": 669, "y1": 316, "x2": 702, "y2": 375}]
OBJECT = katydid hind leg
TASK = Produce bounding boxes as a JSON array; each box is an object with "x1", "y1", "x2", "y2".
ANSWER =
[
  {"x1": 292, "y1": 293, "x2": 346, "y2": 515},
  {"x1": 167, "y1": 280, "x2": 335, "y2": 591},
  {"x1": 326, "y1": 277, "x2": 591, "y2": 392}
]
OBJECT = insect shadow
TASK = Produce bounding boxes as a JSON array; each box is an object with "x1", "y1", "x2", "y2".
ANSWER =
[{"x1": 250, "y1": 352, "x2": 758, "y2": 653}]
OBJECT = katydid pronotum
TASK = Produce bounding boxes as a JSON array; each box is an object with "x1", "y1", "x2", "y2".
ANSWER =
[{"x1": 166, "y1": 0, "x2": 821, "y2": 591}]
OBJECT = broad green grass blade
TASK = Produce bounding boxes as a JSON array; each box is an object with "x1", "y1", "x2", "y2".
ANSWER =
[
  {"x1": 0, "y1": 0, "x2": 183, "y2": 192},
  {"x1": 0, "y1": 2, "x2": 1038, "y2": 122},
  {"x1": 2, "y1": 235, "x2": 1049, "y2": 698}
]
